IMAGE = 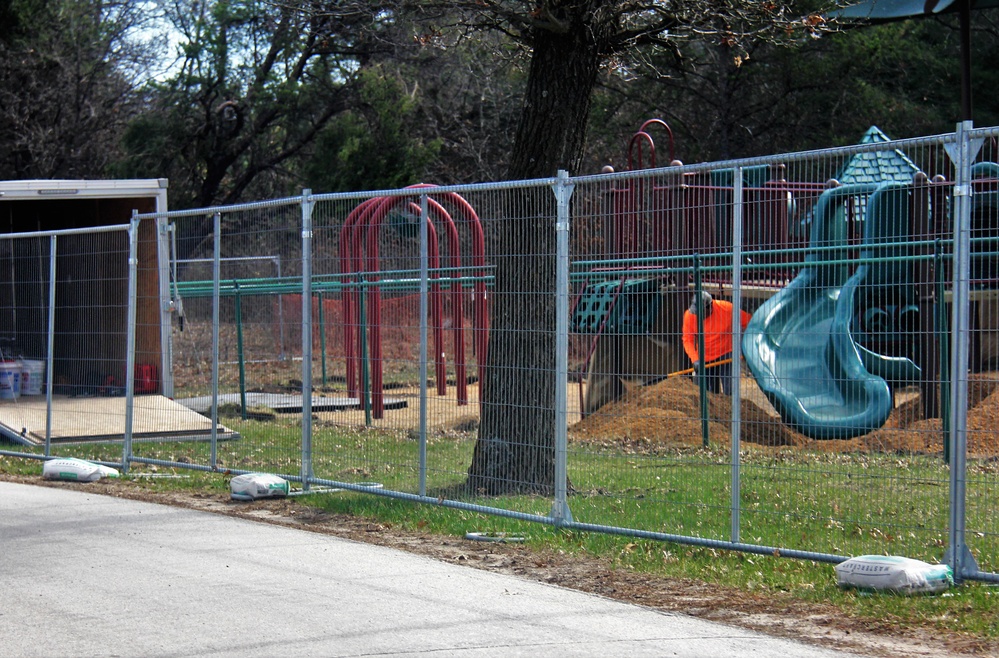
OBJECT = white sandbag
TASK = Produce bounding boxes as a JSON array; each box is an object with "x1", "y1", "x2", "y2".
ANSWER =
[
  {"x1": 230, "y1": 473, "x2": 289, "y2": 501},
  {"x1": 42, "y1": 458, "x2": 120, "y2": 482},
  {"x1": 835, "y1": 555, "x2": 953, "y2": 594}
]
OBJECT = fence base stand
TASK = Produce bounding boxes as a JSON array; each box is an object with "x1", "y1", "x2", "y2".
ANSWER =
[
  {"x1": 550, "y1": 499, "x2": 574, "y2": 526},
  {"x1": 944, "y1": 543, "x2": 979, "y2": 583}
]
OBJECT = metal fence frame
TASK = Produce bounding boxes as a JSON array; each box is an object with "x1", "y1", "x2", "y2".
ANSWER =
[{"x1": 3, "y1": 121, "x2": 998, "y2": 584}]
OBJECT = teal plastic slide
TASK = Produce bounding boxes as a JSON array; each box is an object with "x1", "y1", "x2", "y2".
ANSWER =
[{"x1": 742, "y1": 182, "x2": 920, "y2": 440}]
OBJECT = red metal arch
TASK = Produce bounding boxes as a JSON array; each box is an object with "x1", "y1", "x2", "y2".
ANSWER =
[{"x1": 342, "y1": 188, "x2": 487, "y2": 419}]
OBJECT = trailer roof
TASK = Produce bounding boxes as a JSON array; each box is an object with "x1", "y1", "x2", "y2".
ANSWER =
[{"x1": 0, "y1": 179, "x2": 167, "y2": 201}]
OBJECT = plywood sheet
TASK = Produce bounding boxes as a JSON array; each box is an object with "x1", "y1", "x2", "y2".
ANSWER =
[{"x1": 0, "y1": 395, "x2": 234, "y2": 445}]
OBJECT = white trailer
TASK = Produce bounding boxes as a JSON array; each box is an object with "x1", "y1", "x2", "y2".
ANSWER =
[{"x1": 0, "y1": 179, "x2": 226, "y2": 445}]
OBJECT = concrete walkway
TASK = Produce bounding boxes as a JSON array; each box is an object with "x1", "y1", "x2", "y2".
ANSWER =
[{"x1": 0, "y1": 481, "x2": 860, "y2": 657}]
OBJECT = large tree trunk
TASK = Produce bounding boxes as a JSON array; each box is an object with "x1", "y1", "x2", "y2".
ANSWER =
[{"x1": 467, "y1": 15, "x2": 605, "y2": 495}]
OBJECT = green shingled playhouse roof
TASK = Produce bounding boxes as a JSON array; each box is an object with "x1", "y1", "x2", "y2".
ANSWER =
[{"x1": 836, "y1": 126, "x2": 922, "y2": 185}]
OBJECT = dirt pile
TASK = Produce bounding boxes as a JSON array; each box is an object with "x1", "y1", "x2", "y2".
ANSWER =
[
  {"x1": 571, "y1": 374, "x2": 999, "y2": 456},
  {"x1": 570, "y1": 376, "x2": 808, "y2": 450},
  {"x1": 862, "y1": 376, "x2": 999, "y2": 457}
]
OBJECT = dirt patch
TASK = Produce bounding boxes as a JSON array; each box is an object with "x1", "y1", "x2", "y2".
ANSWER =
[
  {"x1": 1, "y1": 472, "x2": 993, "y2": 658},
  {"x1": 570, "y1": 373, "x2": 999, "y2": 457},
  {"x1": 864, "y1": 377, "x2": 999, "y2": 457},
  {"x1": 570, "y1": 375, "x2": 808, "y2": 449}
]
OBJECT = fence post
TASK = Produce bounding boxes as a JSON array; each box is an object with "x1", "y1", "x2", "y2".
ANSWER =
[
  {"x1": 318, "y1": 291, "x2": 326, "y2": 387},
  {"x1": 122, "y1": 215, "x2": 140, "y2": 473},
  {"x1": 936, "y1": 241, "x2": 952, "y2": 460},
  {"x1": 44, "y1": 234, "x2": 57, "y2": 455},
  {"x1": 945, "y1": 121, "x2": 983, "y2": 582},
  {"x1": 210, "y1": 212, "x2": 221, "y2": 469},
  {"x1": 301, "y1": 190, "x2": 315, "y2": 490},
  {"x1": 551, "y1": 170, "x2": 574, "y2": 525},
  {"x1": 235, "y1": 282, "x2": 247, "y2": 420},
  {"x1": 276, "y1": 255, "x2": 286, "y2": 361},
  {"x1": 694, "y1": 255, "x2": 709, "y2": 446},
  {"x1": 418, "y1": 193, "x2": 430, "y2": 496},
  {"x1": 730, "y1": 168, "x2": 744, "y2": 543}
]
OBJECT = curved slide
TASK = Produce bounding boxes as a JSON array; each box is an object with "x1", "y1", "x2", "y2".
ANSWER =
[{"x1": 743, "y1": 182, "x2": 920, "y2": 440}]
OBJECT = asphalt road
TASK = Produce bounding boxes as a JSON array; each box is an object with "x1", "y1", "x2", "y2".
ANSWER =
[{"x1": 0, "y1": 481, "x2": 861, "y2": 657}]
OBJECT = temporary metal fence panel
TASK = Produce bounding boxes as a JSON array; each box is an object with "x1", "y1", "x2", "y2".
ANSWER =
[
  {"x1": 570, "y1": 132, "x2": 948, "y2": 560},
  {"x1": 961, "y1": 125, "x2": 999, "y2": 580},
  {"x1": 0, "y1": 224, "x2": 135, "y2": 468},
  {"x1": 300, "y1": 182, "x2": 558, "y2": 520},
  {"x1": 564, "y1": 125, "x2": 997, "y2": 580},
  {"x1": 308, "y1": 192, "x2": 444, "y2": 498},
  {"x1": 130, "y1": 199, "x2": 308, "y2": 476},
  {"x1": 5, "y1": 123, "x2": 998, "y2": 583}
]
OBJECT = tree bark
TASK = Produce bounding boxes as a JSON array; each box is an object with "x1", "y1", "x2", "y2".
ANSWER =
[{"x1": 467, "y1": 13, "x2": 604, "y2": 494}]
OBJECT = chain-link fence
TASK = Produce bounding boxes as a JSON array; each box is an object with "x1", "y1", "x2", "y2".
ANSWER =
[{"x1": 2, "y1": 123, "x2": 998, "y2": 583}]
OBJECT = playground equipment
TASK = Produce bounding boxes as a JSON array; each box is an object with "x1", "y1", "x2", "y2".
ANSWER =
[
  {"x1": 576, "y1": 118, "x2": 999, "y2": 440},
  {"x1": 168, "y1": 190, "x2": 488, "y2": 423},
  {"x1": 743, "y1": 163, "x2": 999, "y2": 439},
  {"x1": 574, "y1": 120, "x2": 825, "y2": 416},
  {"x1": 341, "y1": 187, "x2": 488, "y2": 419},
  {"x1": 742, "y1": 182, "x2": 922, "y2": 440},
  {"x1": 970, "y1": 162, "x2": 999, "y2": 287},
  {"x1": 603, "y1": 119, "x2": 814, "y2": 277}
]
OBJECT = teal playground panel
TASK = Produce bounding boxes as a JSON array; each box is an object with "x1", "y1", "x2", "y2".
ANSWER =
[{"x1": 570, "y1": 278, "x2": 661, "y2": 335}]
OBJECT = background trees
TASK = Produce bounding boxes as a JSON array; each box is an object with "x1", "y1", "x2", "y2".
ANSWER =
[
  {"x1": 112, "y1": 0, "x2": 365, "y2": 209},
  {"x1": 0, "y1": 0, "x2": 152, "y2": 179},
  {"x1": 300, "y1": 66, "x2": 441, "y2": 193},
  {"x1": 3, "y1": 1, "x2": 996, "y2": 196},
  {"x1": 2, "y1": 0, "x2": 998, "y2": 494},
  {"x1": 585, "y1": 8, "x2": 999, "y2": 166}
]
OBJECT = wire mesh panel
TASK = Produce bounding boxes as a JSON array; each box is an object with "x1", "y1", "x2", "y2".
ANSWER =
[
  {"x1": 564, "y1": 130, "x2": 995, "y2": 571},
  {"x1": 462, "y1": 183, "x2": 559, "y2": 508},
  {"x1": 6, "y1": 123, "x2": 998, "y2": 582},
  {"x1": 0, "y1": 226, "x2": 134, "y2": 465},
  {"x1": 569, "y1": 167, "x2": 739, "y2": 542},
  {"x1": 129, "y1": 200, "x2": 305, "y2": 475},
  {"x1": 0, "y1": 232, "x2": 54, "y2": 456},
  {"x1": 303, "y1": 183, "x2": 558, "y2": 519},
  {"x1": 308, "y1": 193, "x2": 442, "y2": 496},
  {"x1": 734, "y1": 137, "x2": 948, "y2": 561},
  {"x1": 962, "y1": 126, "x2": 999, "y2": 576}
]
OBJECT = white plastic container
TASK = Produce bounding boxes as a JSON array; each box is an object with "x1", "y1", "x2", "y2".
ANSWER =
[
  {"x1": 230, "y1": 473, "x2": 290, "y2": 501},
  {"x1": 0, "y1": 360, "x2": 20, "y2": 399},
  {"x1": 42, "y1": 458, "x2": 120, "y2": 482},
  {"x1": 20, "y1": 359, "x2": 44, "y2": 395}
]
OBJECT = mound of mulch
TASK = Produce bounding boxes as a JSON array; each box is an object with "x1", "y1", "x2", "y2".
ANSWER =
[
  {"x1": 862, "y1": 375, "x2": 999, "y2": 457},
  {"x1": 572, "y1": 373, "x2": 999, "y2": 457},
  {"x1": 570, "y1": 376, "x2": 808, "y2": 451}
]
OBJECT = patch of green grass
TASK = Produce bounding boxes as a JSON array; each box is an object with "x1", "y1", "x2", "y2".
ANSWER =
[{"x1": 3, "y1": 416, "x2": 998, "y2": 639}]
